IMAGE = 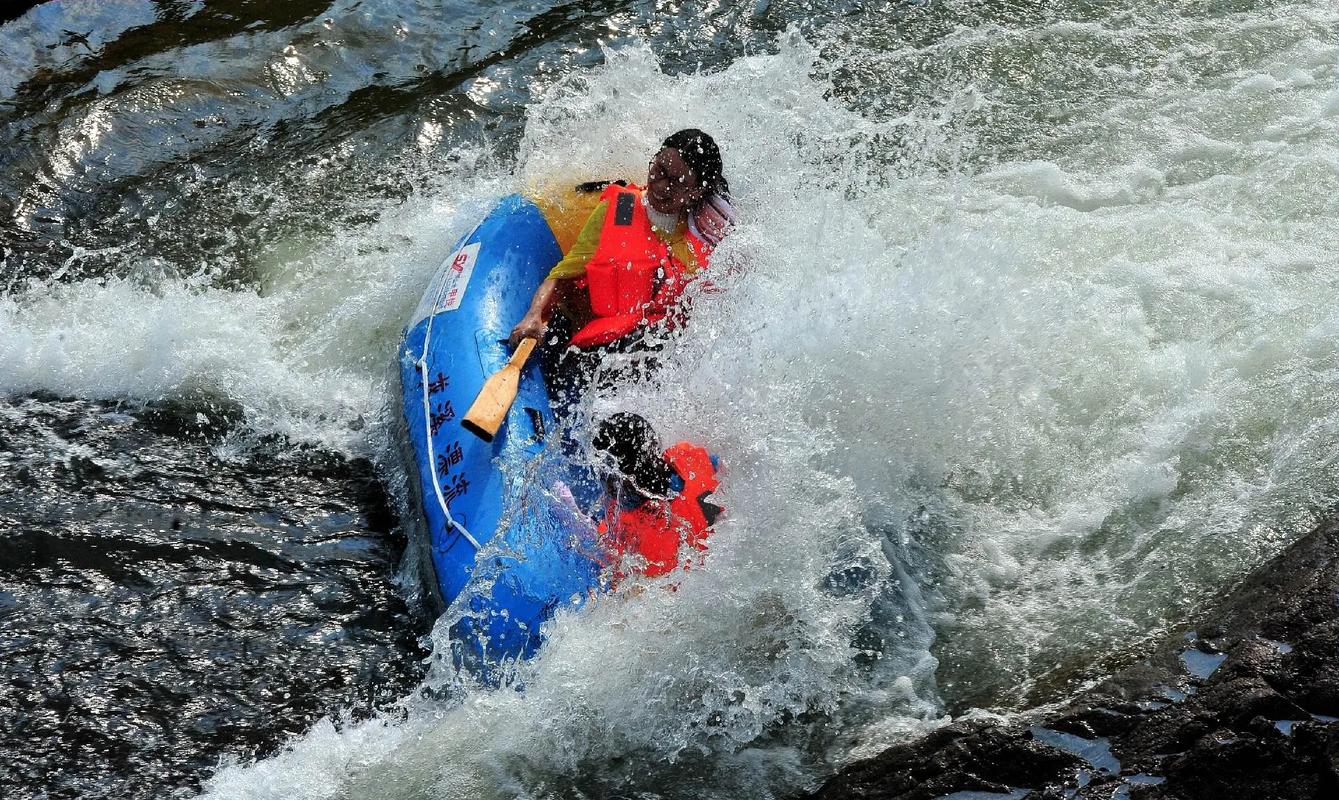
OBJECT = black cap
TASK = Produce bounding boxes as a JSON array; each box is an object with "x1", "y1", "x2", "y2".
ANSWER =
[{"x1": 592, "y1": 413, "x2": 672, "y2": 497}]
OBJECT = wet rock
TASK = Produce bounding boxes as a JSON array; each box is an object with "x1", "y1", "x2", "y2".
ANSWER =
[
  {"x1": 811, "y1": 722, "x2": 1081, "y2": 800},
  {"x1": 811, "y1": 516, "x2": 1339, "y2": 800},
  {"x1": 1197, "y1": 677, "x2": 1306, "y2": 727},
  {"x1": 1286, "y1": 623, "x2": 1339, "y2": 716},
  {"x1": 1147, "y1": 725, "x2": 1329, "y2": 800}
]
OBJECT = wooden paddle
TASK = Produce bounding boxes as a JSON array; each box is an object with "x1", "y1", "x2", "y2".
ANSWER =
[{"x1": 461, "y1": 337, "x2": 537, "y2": 442}]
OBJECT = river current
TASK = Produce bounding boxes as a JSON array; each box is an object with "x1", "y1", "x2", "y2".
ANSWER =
[{"x1": 2, "y1": 1, "x2": 1337, "y2": 798}]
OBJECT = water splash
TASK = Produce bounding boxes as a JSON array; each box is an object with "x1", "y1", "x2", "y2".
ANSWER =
[{"x1": 1, "y1": 1, "x2": 1336, "y2": 797}]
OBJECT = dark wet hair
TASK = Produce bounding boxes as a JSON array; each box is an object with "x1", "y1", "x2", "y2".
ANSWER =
[
  {"x1": 661, "y1": 128, "x2": 729, "y2": 200},
  {"x1": 592, "y1": 412, "x2": 672, "y2": 498}
]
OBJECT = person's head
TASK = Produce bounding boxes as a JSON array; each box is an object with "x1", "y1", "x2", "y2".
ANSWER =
[
  {"x1": 646, "y1": 129, "x2": 729, "y2": 216},
  {"x1": 592, "y1": 412, "x2": 672, "y2": 498}
]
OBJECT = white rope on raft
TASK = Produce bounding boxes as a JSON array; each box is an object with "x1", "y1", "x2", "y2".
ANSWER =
[{"x1": 415, "y1": 218, "x2": 487, "y2": 552}]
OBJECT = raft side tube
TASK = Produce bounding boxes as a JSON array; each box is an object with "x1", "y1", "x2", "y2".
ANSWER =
[{"x1": 397, "y1": 193, "x2": 601, "y2": 672}]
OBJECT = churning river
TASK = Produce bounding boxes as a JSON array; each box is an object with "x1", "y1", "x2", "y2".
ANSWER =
[{"x1": 2, "y1": 1, "x2": 1338, "y2": 798}]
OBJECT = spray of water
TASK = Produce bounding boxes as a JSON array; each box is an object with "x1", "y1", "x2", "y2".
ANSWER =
[{"x1": 2, "y1": 1, "x2": 1336, "y2": 795}]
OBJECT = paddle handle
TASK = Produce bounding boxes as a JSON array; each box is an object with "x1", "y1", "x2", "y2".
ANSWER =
[
  {"x1": 507, "y1": 336, "x2": 538, "y2": 369},
  {"x1": 461, "y1": 337, "x2": 537, "y2": 442}
]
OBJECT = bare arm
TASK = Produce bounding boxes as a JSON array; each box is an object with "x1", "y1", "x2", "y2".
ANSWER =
[
  {"x1": 509, "y1": 277, "x2": 567, "y2": 347},
  {"x1": 510, "y1": 199, "x2": 607, "y2": 348}
]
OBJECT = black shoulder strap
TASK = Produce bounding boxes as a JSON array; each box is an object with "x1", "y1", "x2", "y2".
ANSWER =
[
  {"x1": 612, "y1": 191, "x2": 636, "y2": 226},
  {"x1": 574, "y1": 179, "x2": 630, "y2": 194},
  {"x1": 696, "y1": 492, "x2": 723, "y2": 527}
]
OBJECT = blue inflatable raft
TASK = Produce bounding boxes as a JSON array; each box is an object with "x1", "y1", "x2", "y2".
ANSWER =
[{"x1": 398, "y1": 192, "x2": 602, "y2": 672}]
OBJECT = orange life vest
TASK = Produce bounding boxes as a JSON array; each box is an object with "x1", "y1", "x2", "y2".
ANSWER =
[
  {"x1": 568, "y1": 184, "x2": 713, "y2": 349},
  {"x1": 599, "y1": 442, "x2": 722, "y2": 578}
]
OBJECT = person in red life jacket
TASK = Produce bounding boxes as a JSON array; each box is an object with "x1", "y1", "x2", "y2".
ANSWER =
[
  {"x1": 589, "y1": 412, "x2": 723, "y2": 582},
  {"x1": 508, "y1": 130, "x2": 736, "y2": 404}
]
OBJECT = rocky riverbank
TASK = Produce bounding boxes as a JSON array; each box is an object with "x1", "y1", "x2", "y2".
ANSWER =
[{"x1": 812, "y1": 516, "x2": 1339, "y2": 800}]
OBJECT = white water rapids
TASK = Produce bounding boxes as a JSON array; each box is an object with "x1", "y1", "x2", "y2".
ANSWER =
[{"x1": 2, "y1": 1, "x2": 1338, "y2": 797}]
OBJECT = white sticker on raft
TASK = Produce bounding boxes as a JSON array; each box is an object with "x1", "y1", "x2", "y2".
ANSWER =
[
  {"x1": 411, "y1": 241, "x2": 481, "y2": 324},
  {"x1": 433, "y1": 242, "x2": 480, "y2": 313}
]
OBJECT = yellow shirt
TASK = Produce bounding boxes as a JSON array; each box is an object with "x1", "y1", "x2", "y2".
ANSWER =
[{"x1": 546, "y1": 200, "x2": 701, "y2": 281}]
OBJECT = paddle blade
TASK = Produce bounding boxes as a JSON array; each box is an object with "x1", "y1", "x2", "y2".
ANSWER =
[
  {"x1": 461, "y1": 369, "x2": 521, "y2": 442},
  {"x1": 461, "y1": 337, "x2": 537, "y2": 442}
]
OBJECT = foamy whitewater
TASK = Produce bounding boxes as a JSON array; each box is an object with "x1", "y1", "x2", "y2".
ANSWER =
[{"x1": 3, "y1": 1, "x2": 1338, "y2": 797}]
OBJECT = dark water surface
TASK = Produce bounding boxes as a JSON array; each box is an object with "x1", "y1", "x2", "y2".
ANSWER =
[
  {"x1": 0, "y1": 396, "x2": 424, "y2": 799},
  {"x1": 0, "y1": 0, "x2": 804, "y2": 290}
]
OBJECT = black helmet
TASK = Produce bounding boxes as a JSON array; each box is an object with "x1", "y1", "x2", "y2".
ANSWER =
[{"x1": 592, "y1": 412, "x2": 672, "y2": 497}]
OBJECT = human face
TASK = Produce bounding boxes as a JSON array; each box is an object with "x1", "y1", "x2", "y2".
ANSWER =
[{"x1": 646, "y1": 147, "x2": 706, "y2": 215}]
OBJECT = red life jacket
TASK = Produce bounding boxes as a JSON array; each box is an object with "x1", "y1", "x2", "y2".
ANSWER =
[
  {"x1": 568, "y1": 184, "x2": 713, "y2": 349},
  {"x1": 599, "y1": 442, "x2": 722, "y2": 579}
]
